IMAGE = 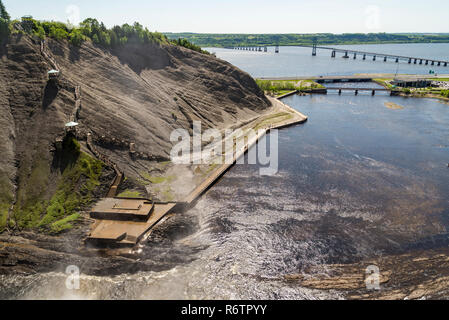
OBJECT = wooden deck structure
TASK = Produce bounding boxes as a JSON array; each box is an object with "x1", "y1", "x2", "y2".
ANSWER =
[{"x1": 87, "y1": 199, "x2": 177, "y2": 246}]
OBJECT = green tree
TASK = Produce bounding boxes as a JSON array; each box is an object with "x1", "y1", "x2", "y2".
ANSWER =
[
  {"x1": 49, "y1": 25, "x2": 68, "y2": 40},
  {"x1": 0, "y1": 0, "x2": 10, "y2": 21},
  {"x1": 0, "y1": 0, "x2": 10, "y2": 41},
  {"x1": 35, "y1": 24, "x2": 46, "y2": 39},
  {"x1": 69, "y1": 29, "x2": 84, "y2": 46},
  {"x1": 0, "y1": 19, "x2": 8, "y2": 40}
]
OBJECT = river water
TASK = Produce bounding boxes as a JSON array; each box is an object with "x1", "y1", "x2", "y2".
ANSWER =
[
  {"x1": 2, "y1": 44, "x2": 449, "y2": 300},
  {"x1": 205, "y1": 43, "x2": 449, "y2": 78}
]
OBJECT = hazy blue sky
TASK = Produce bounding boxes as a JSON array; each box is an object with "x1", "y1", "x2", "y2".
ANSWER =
[{"x1": 4, "y1": 0, "x2": 449, "y2": 33}]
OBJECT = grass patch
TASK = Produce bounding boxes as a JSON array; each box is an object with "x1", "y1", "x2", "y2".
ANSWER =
[
  {"x1": 161, "y1": 187, "x2": 175, "y2": 202},
  {"x1": 159, "y1": 161, "x2": 172, "y2": 167},
  {"x1": 0, "y1": 204, "x2": 9, "y2": 232},
  {"x1": 373, "y1": 79, "x2": 395, "y2": 89},
  {"x1": 255, "y1": 79, "x2": 325, "y2": 96},
  {"x1": 275, "y1": 90, "x2": 296, "y2": 97},
  {"x1": 152, "y1": 186, "x2": 175, "y2": 202},
  {"x1": 298, "y1": 80, "x2": 325, "y2": 91},
  {"x1": 140, "y1": 172, "x2": 175, "y2": 185},
  {"x1": 256, "y1": 79, "x2": 297, "y2": 96},
  {"x1": 117, "y1": 190, "x2": 144, "y2": 198},
  {"x1": 0, "y1": 172, "x2": 13, "y2": 232},
  {"x1": 13, "y1": 156, "x2": 51, "y2": 229},
  {"x1": 49, "y1": 213, "x2": 80, "y2": 234}
]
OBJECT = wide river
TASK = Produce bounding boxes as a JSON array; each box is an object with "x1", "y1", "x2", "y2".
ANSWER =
[
  {"x1": 205, "y1": 43, "x2": 449, "y2": 78},
  {"x1": 2, "y1": 44, "x2": 449, "y2": 299}
]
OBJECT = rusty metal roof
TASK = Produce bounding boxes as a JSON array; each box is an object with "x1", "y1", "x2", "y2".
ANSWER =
[{"x1": 90, "y1": 198, "x2": 154, "y2": 221}]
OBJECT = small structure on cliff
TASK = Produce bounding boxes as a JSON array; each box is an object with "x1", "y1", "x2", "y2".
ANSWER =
[
  {"x1": 21, "y1": 16, "x2": 34, "y2": 32},
  {"x1": 48, "y1": 69, "x2": 60, "y2": 80},
  {"x1": 65, "y1": 121, "x2": 79, "y2": 135}
]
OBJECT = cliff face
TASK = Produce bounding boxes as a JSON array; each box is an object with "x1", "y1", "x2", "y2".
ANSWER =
[{"x1": 0, "y1": 34, "x2": 271, "y2": 231}]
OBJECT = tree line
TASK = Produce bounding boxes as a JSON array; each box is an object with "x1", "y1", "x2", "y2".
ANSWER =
[
  {"x1": 165, "y1": 32, "x2": 449, "y2": 47},
  {"x1": 0, "y1": 0, "x2": 10, "y2": 42},
  {"x1": 27, "y1": 18, "x2": 207, "y2": 54},
  {"x1": 0, "y1": 0, "x2": 206, "y2": 54}
]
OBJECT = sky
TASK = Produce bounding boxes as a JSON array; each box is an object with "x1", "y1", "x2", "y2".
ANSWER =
[{"x1": 4, "y1": 0, "x2": 449, "y2": 34}]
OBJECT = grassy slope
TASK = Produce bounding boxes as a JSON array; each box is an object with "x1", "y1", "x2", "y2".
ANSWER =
[
  {"x1": 0, "y1": 173, "x2": 13, "y2": 232},
  {"x1": 10, "y1": 137, "x2": 104, "y2": 234}
]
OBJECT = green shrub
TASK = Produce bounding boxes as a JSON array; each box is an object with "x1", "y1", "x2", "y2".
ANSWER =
[
  {"x1": 50, "y1": 213, "x2": 80, "y2": 234},
  {"x1": 172, "y1": 38, "x2": 209, "y2": 54},
  {"x1": 69, "y1": 29, "x2": 85, "y2": 46}
]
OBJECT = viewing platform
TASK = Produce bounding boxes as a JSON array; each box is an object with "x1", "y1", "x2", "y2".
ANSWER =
[{"x1": 87, "y1": 199, "x2": 177, "y2": 246}]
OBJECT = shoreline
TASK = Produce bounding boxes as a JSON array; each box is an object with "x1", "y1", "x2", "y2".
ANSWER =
[{"x1": 260, "y1": 74, "x2": 449, "y2": 102}]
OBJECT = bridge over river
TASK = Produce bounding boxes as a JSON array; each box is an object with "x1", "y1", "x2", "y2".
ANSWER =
[
  {"x1": 228, "y1": 45, "x2": 449, "y2": 67},
  {"x1": 306, "y1": 44, "x2": 449, "y2": 67}
]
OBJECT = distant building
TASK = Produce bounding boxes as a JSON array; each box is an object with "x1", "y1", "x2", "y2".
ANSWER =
[{"x1": 391, "y1": 78, "x2": 431, "y2": 88}]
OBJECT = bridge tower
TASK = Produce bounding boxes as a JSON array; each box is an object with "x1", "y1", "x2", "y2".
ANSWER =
[{"x1": 312, "y1": 39, "x2": 317, "y2": 56}]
